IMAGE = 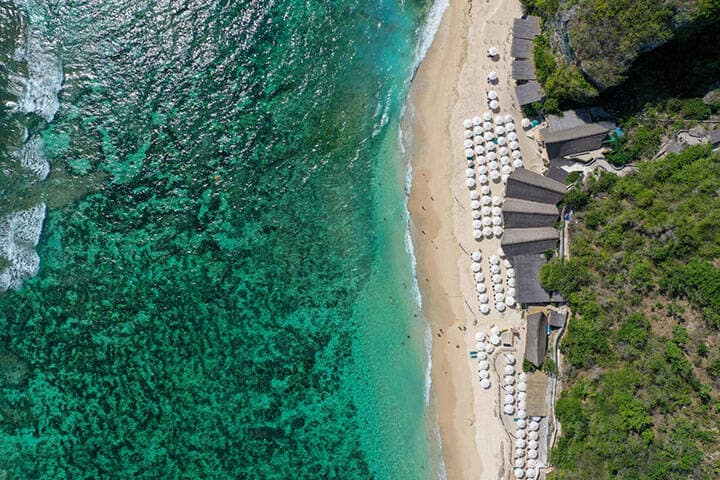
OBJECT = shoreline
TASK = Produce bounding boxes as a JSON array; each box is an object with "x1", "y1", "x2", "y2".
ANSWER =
[{"x1": 405, "y1": 0, "x2": 546, "y2": 478}]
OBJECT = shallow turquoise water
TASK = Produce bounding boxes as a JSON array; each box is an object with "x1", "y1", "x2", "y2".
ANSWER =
[{"x1": 0, "y1": 0, "x2": 441, "y2": 478}]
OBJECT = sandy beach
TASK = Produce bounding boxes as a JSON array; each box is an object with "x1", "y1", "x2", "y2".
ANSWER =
[{"x1": 405, "y1": 0, "x2": 546, "y2": 478}]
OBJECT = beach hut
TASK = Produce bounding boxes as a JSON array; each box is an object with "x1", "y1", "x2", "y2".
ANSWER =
[
  {"x1": 466, "y1": 178, "x2": 476, "y2": 188},
  {"x1": 489, "y1": 100, "x2": 499, "y2": 110},
  {"x1": 515, "y1": 80, "x2": 545, "y2": 106},
  {"x1": 473, "y1": 229, "x2": 483, "y2": 240},
  {"x1": 512, "y1": 59, "x2": 537, "y2": 81},
  {"x1": 487, "y1": 90, "x2": 498, "y2": 100},
  {"x1": 488, "y1": 71, "x2": 498, "y2": 82}
]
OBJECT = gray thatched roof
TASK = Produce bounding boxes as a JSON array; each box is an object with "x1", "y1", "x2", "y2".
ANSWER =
[
  {"x1": 513, "y1": 16, "x2": 541, "y2": 40},
  {"x1": 548, "y1": 309, "x2": 568, "y2": 328},
  {"x1": 510, "y1": 253, "x2": 563, "y2": 305},
  {"x1": 512, "y1": 59, "x2": 536, "y2": 80},
  {"x1": 540, "y1": 109, "x2": 616, "y2": 159},
  {"x1": 501, "y1": 227, "x2": 559, "y2": 257},
  {"x1": 525, "y1": 312, "x2": 548, "y2": 367},
  {"x1": 707, "y1": 129, "x2": 720, "y2": 145},
  {"x1": 503, "y1": 198, "x2": 558, "y2": 215},
  {"x1": 511, "y1": 37, "x2": 533, "y2": 58},
  {"x1": 506, "y1": 169, "x2": 566, "y2": 205},
  {"x1": 503, "y1": 198, "x2": 559, "y2": 228},
  {"x1": 516, "y1": 81, "x2": 544, "y2": 106}
]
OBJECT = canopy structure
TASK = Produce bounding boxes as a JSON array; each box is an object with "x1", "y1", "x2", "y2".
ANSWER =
[{"x1": 516, "y1": 80, "x2": 545, "y2": 106}]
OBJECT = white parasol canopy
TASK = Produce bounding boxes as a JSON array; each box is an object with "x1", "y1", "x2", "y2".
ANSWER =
[
  {"x1": 504, "y1": 404, "x2": 515, "y2": 415},
  {"x1": 529, "y1": 421, "x2": 539, "y2": 431},
  {"x1": 464, "y1": 130, "x2": 473, "y2": 139},
  {"x1": 501, "y1": 155, "x2": 511, "y2": 165},
  {"x1": 497, "y1": 136, "x2": 507, "y2": 145},
  {"x1": 477, "y1": 351, "x2": 488, "y2": 360},
  {"x1": 508, "y1": 277, "x2": 516, "y2": 287},
  {"x1": 507, "y1": 287, "x2": 516, "y2": 297},
  {"x1": 494, "y1": 291, "x2": 504, "y2": 301},
  {"x1": 464, "y1": 139, "x2": 474, "y2": 148},
  {"x1": 480, "y1": 378, "x2": 491, "y2": 389},
  {"x1": 478, "y1": 360, "x2": 489, "y2": 370},
  {"x1": 480, "y1": 304, "x2": 490, "y2": 314},
  {"x1": 476, "y1": 283, "x2": 487, "y2": 293},
  {"x1": 484, "y1": 131, "x2": 494, "y2": 141},
  {"x1": 466, "y1": 178, "x2": 476, "y2": 188},
  {"x1": 492, "y1": 274, "x2": 502, "y2": 284},
  {"x1": 471, "y1": 262, "x2": 482, "y2": 273},
  {"x1": 479, "y1": 369, "x2": 489, "y2": 379},
  {"x1": 488, "y1": 71, "x2": 498, "y2": 82},
  {"x1": 485, "y1": 141, "x2": 496, "y2": 151},
  {"x1": 470, "y1": 190, "x2": 480, "y2": 200},
  {"x1": 472, "y1": 209, "x2": 482, "y2": 219},
  {"x1": 482, "y1": 217, "x2": 492, "y2": 227},
  {"x1": 489, "y1": 160, "x2": 499, "y2": 170},
  {"x1": 471, "y1": 200, "x2": 481, "y2": 209},
  {"x1": 463, "y1": 119, "x2": 472, "y2": 129},
  {"x1": 466, "y1": 168, "x2": 475, "y2": 178},
  {"x1": 492, "y1": 206, "x2": 502, "y2": 216},
  {"x1": 505, "y1": 353, "x2": 517, "y2": 364},
  {"x1": 487, "y1": 90, "x2": 498, "y2": 100},
  {"x1": 478, "y1": 165, "x2": 488, "y2": 175},
  {"x1": 475, "y1": 332, "x2": 485, "y2": 341},
  {"x1": 474, "y1": 272, "x2": 484, "y2": 282},
  {"x1": 480, "y1": 185, "x2": 491, "y2": 195},
  {"x1": 502, "y1": 165, "x2": 512, "y2": 175},
  {"x1": 517, "y1": 382, "x2": 527, "y2": 392},
  {"x1": 492, "y1": 216, "x2": 503, "y2": 226},
  {"x1": 488, "y1": 47, "x2": 498, "y2": 57},
  {"x1": 504, "y1": 394, "x2": 515, "y2": 405},
  {"x1": 473, "y1": 220, "x2": 483, "y2": 230},
  {"x1": 482, "y1": 111, "x2": 493, "y2": 121},
  {"x1": 473, "y1": 116, "x2": 482, "y2": 126},
  {"x1": 508, "y1": 131, "x2": 518, "y2": 141},
  {"x1": 505, "y1": 365, "x2": 515, "y2": 375},
  {"x1": 483, "y1": 227, "x2": 493, "y2": 237},
  {"x1": 490, "y1": 264, "x2": 501, "y2": 274},
  {"x1": 516, "y1": 428, "x2": 527, "y2": 439},
  {"x1": 504, "y1": 375, "x2": 515, "y2": 385},
  {"x1": 510, "y1": 140, "x2": 520, "y2": 150},
  {"x1": 465, "y1": 148, "x2": 474, "y2": 158},
  {"x1": 471, "y1": 251, "x2": 482, "y2": 261},
  {"x1": 473, "y1": 229, "x2": 483, "y2": 240},
  {"x1": 518, "y1": 391, "x2": 527, "y2": 401},
  {"x1": 474, "y1": 145, "x2": 485, "y2": 155},
  {"x1": 506, "y1": 122, "x2": 516, "y2": 132},
  {"x1": 489, "y1": 100, "x2": 499, "y2": 110},
  {"x1": 506, "y1": 296, "x2": 516, "y2": 307},
  {"x1": 496, "y1": 302, "x2": 506, "y2": 312},
  {"x1": 521, "y1": 118, "x2": 531, "y2": 128},
  {"x1": 490, "y1": 334, "x2": 501, "y2": 345},
  {"x1": 481, "y1": 195, "x2": 492, "y2": 205},
  {"x1": 506, "y1": 268, "x2": 515, "y2": 278},
  {"x1": 517, "y1": 409, "x2": 527, "y2": 419},
  {"x1": 518, "y1": 372, "x2": 528, "y2": 382},
  {"x1": 495, "y1": 125, "x2": 505, "y2": 135},
  {"x1": 491, "y1": 196, "x2": 502, "y2": 206},
  {"x1": 478, "y1": 174, "x2": 489, "y2": 184},
  {"x1": 478, "y1": 293, "x2": 489, "y2": 303},
  {"x1": 489, "y1": 255, "x2": 500, "y2": 265},
  {"x1": 487, "y1": 151, "x2": 498, "y2": 161},
  {"x1": 493, "y1": 225, "x2": 504, "y2": 236},
  {"x1": 498, "y1": 146, "x2": 509, "y2": 156}
]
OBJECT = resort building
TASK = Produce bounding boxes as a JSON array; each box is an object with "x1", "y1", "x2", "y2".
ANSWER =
[
  {"x1": 511, "y1": 254, "x2": 564, "y2": 305},
  {"x1": 511, "y1": 59, "x2": 537, "y2": 81},
  {"x1": 502, "y1": 198, "x2": 558, "y2": 229},
  {"x1": 501, "y1": 227, "x2": 558, "y2": 257},
  {"x1": 515, "y1": 81, "x2": 545, "y2": 106},
  {"x1": 524, "y1": 311, "x2": 548, "y2": 367},
  {"x1": 512, "y1": 16, "x2": 541, "y2": 40},
  {"x1": 540, "y1": 109, "x2": 616, "y2": 160},
  {"x1": 505, "y1": 168, "x2": 566, "y2": 205}
]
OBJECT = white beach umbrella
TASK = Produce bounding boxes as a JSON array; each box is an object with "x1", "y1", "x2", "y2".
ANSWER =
[
  {"x1": 474, "y1": 125, "x2": 483, "y2": 135},
  {"x1": 476, "y1": 283, "x2": 487, "y2": 293},
  {"x1": 515, "y1": 448, "x2": 525, "y2": 460},
  {"x1": 483, "y1": 131, "x2": 494, "y2": 142},
  {"x1": 490, "y1": 264, "x2": 501, "y2": 274},
  {"x1": 474, "y1": 272, "x2": 485, "y2": 283},
  {"x1": 521, "y1": 118, "x2": 531, "y2": 128},
  {"x1": 527, "y1": 449, "x2": 538, "y2": 459},
  {"x1": 472, "y1": 209, "x2": 481, "y2": 219},
  {"x1": 507, "y1": 287, "x2": 516, "y2": 297},
  {"x1": 489, "y1": 255, "x2": 500, "y2": 265},
  {"x1": 471, "y1": 251, "x2": 482, "y2": 261},
  {"x1": 481, "y1": 195, "x2": 492, "y2": 205},
  {"x1": 496, "y1": 302, "x2": 506, "y2": 312},
  {"x1": 482, "y1": 216, "x2": 492, "y2": 227},
  {"x1": 489, "y1": 100, "x2": 499, "y2": 110},
  {"x1": 491, "y1": 196, "x2": 502, "y2": 206},
  {"x1": 485, "y1": 141, "x2": 496, "y2": 151},
  {"x1": 483, "y1": 121, "x2": 494, "y2": 132},
  {"x1": 495, "y1": 125, "x2": 505, "y2": 135},
  {"x1": 476, "y1": 342, "x2": 486, "y2": 351},
  {"x1": 471, "y1": 200, "x2": 481, "y2": 209},
  {"x1": 488, "y1": 47, "x2": 498, "y2": 57},
  {"x1": 510, "y1": 141, "x2": 520, "y2": 150},
  {"x1": 528, "y1": 439, "x2": 538, "y2": 450},
  {"x1": 526, "y1": 459, "x2": 537, "y2": 469},
  {"x1": 529, "y1": 421, "x2": 539, "y2": 431},
  {"x1": 497, "y1": 136, "x2": 507, "y2": 145},
  {"x1": 464, "y1": 130, "x2": 473, "y2": 139},
  {"x1": 517, "y1": 419, "x2": 527, "y2": 429},
  {"x1": 488, "y1": 71, "x2": 498, "y2": 82},
  {"x1": 479, "y1": 369, "x2": 489, "y2": 379},
  {"x1": 470, "y1": 190, "x2": 480, "y2": 200},
  {"x1": 505, "y1": 353, "x2": 517, "y2": 365},
  {"x1": 518, "y1": 400, "x2": 527, "y2": 410},
  {"x1": 473, "y1": 220, "x2": 483, "y2": 230},
  {"x1": 515, "y1": 458, "x2": 526, "y2": 469},
  {"x1": 505, "y1": 365, "x2": 516, "y2": 375},
  {"x1": 513, "y1": 159, "x2": 524, "y2": 169},
  {"x1": 504, "y1": 404, "x2": 515, "y2": 415},
  {"x1": 474, "y1": 145, "x2": 485, "y2": 155},
  {"x1": 473, "y1": 116, "x2": 483, "y2": 126},
  {"x1": 487, "y1": 151, "x2": 497, "y2": 162},
  {"x1": 494, "y1": 292, "x2": 504, "y2": 301},
  {"x1": 516, "y1": 429, "x2": 527, "y2": 439},
  {"x1": 504, "y1": 375, "x2": 515, "y2": 385},
  {"x1": 480, "y1": 185, "x2": 491, "y2": 195},
  {"x1": 518, "y1": 373, "x2": 528, "y2": 382},
  {"x1": 479, "y1": 293, "x2": 489, "y2": 304},
  {"x1": 512, "y1": 150, "x2": 522, "y2": 159},
  {"x1": 492, "y1": 206, "x2": 503, "y2": 216},
  {"x1": 466, "y1": 168, "x2": 475, "y2": 178},
  {"x1": 492, "y1": 274, "x2": 502, "y2": 284},
  {"x1": 483, "y1": 227, "x2": 493, "y2": 238},
  {"x1": 478, "y1": 166, "x2": 488, "y2": 175},
  {"x1": 482, "y1": 111, "x2": 493, "y2": 121},
  {"x1": 490, "y1": 325, "x2": 500, "y2": 335},
  {"x1": 504, "y1": 384, "x2": 515, "y2": 394},
  {"x1": 474, "y1": 135, "x2": 484, "y2": 146},
  {"x1": 487, "y1": 90, "x2": 498, "y2": 100},
  {"x1": 463, "y1": 118, "x2": 473, "y2": 129},
  {"x1": 480, "y1": 304, "x2": 491, "y2": 314},
  {"x1": 502, "y1": 165, "x2": 512, "y2": 175},
  {"x1": 508, "y1": 277, "x2": 516, "y2": 287},
  {"x1": 503, "y1": 114, "x2": 512, "y2": 123},
  {"x1": 501, "y1": 156, "x2": 511, "y2": 166},
  {"x1": 464, "y1": 139, "x2": 474, "y2": 148},
  {"x1": 508, "y1": 131, "x2": 518, "y2": 141},
  {"x1": 466, "y1": 178, "x2": 476, "y2": 188},
  {"x1": 465, "y1": 148, "x2": 474, "y2": 158},
  {"x1": 525, "y1": 467, "x2": 536, "y2": 477},
  {"x1": 506, "y1": 296, "x2": 516, "y2": 307},
  {"x1": 473, "y1": 229, "x2": 483, "y2": 240},
  {"x1": 477, "y1": 351, "x2": 488, "y2": 360},
  {"x1": 493, "y1": 116, "x2": 503, "y2": 125},
  {"x1": 493, "y1": 225, "x2": 504, "y2": 237},
  {"x1": 473, "y1": 332, "x2": 484, "y2": 341},
  {"x1": 516, "y1": 438, "x2": 527, "y2": 449},
  {"x1": 478, "y1": 360, "x2": 489, "y2": 370},
  {"x1": 517, "y1": 409, "x2": 527, "y2": 419},
  {"x1": 492, "y1": 216, "x2": 503, "y2": 226},
  {"x1": 504, "y1": 394, "x2": 515, "y2": 405},
  {"x1": 471, "y1": 262, "x2": 482, "y2": 273},
  {"x1": 489, "y1": 160, "x2": 499, "y2": 170},
  {"x1": 507, "y1": 268, "x2": 515, "y2": 278},
  {"x1": 478, "y1": 174, "x2": 489, "y2": 184},
  {"x1": 481, "y1": 206, "x2": 492, "y2": 217},
  {"x1": 498, "y1": 146, "x2": 509, "y2": 156},
  {"x1": 476, "y1": 155, "x2": 486, "y2": 165},
  {"x1": 490, "y1": 334, "x2": 501, "y2": 346},
  {"x1": 514, "y1": 468, "x2": 525, "y2": 479},
  {"x1": 517, "y1": 382, "x2": 527, "y2": 392},
  {"x1": 480, "y1": 378, "x2": 491, "y2": 389},
  {"x1": 506, "y1": 122, "x2": 516, "y2": 132},
  {"x1": 518, "y1": 391, "x2": 527, "y2": 401}
]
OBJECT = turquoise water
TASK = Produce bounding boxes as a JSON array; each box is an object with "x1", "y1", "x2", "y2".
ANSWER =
[{"x1": 0, "y1": 0, "x2": 444, "y2": 478}]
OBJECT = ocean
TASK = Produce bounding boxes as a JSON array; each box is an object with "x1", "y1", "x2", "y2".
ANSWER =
[{"x1": 0, "y1": 0, "x2": 446, "y2": 478}]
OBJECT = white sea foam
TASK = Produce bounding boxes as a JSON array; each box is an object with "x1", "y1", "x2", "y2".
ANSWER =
[
  {"x1": 0, "y1": 203, "x2": 46, "y2": 291},
  {"x1": 411, "y1": 0, "x2": 449, "y2": 74},
  {"x1": 16, "y1": 133, "x2": 50, "y2": 180}
]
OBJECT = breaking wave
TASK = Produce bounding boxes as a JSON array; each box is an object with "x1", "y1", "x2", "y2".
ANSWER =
[{"x1": 0, "y1": 203, "x2": 46, "y2": 291}]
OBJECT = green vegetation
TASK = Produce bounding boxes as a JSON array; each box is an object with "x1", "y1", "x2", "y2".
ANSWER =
[{"x1": 547, "y1": 145, "x2": 720, "y2": 479}]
